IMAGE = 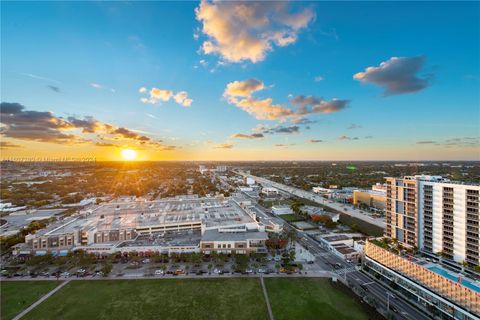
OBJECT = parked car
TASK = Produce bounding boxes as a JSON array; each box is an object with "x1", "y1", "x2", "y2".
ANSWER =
[
  {"x1": 175, "y1": 269, "x2": 185, "y2": 275},
  {"x1": 154, "y1": 269, "x2": 164, "y2": 276}
]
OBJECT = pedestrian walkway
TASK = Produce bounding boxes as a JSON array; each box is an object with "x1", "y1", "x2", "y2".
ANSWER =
[
  {"x1": 12, "y1": 280, "x2": 70, "y2": 320},
  {"x1": 259, "y1": 276, "x2": 274, "y2": 320}
]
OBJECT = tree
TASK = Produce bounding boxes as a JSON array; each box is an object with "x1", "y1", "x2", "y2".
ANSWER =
[{"x1": 101, "y1": 262, "x2": 112, "y2": 276}]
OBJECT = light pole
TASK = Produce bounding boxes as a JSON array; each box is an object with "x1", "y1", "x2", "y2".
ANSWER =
[{"x1": 386, "y1": 291, "x2": 395, "y2": 314}]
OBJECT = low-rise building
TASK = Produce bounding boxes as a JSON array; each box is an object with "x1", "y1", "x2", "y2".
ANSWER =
[
  {"x1": 200, "y1": 229, "x2": 267, "y2": 254},
  {"x1": 261, "y1": 187, "x2": 279, "y2": 197},
  {"x1": 300, "y1": 205, "x2": 340, "y2": 223},
  {"x1": 353, "y1": 189, "x2": 386, "y2": 210},
  {"x1": 19, "y1": 196, "x2": 274, "y2": 256},
  {"x1": 271, "y1": 205, "x2": 293, "y2": 216}
]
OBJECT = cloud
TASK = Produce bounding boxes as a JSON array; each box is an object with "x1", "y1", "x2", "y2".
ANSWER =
[
  {"x1": 308, "y1": 139, "x2": 323, "y2": 143},
  {"x1": 140, "y1": 87, "x2": 192, "y2": 106},
  {"x1": 265, "y1": 125, "x2": 300, "y2": 134},
  {"x1": 215, "y1": 143, "x2": 233, "y2": 149},
  {"x1": 0, "y1": 102, "x2": 174, "y2": 150},
  {"x1": 291, "y1": 118, "x2": 317, "y2": 125},
  {"x1": 224, "y1": 79, "x2": 349, "y2": 121},
  {"x1": 416, "y1": 137, "x2": 480, "y2": 148},
  {"x1": 195, "y1": 1, "x2": 315, "y2": 63},
  {"x1": 274, "y1": 143, "x2": 295, "y2": 147},
  {"x1": 145, "y1": 113, "x2": 158, "y2": 119},
  {"x1": 174, "y1": 91, "x2": 193, "y2": 107},
  {"x1": 0, "y1": 141, "x2": 23, "y2": 148},
  {"x1": 353, "y1": 56, "x2": 432, "y2": 96},
  {"x1": 20, "y1": 73, "x2": 61, "y2": 84},
  {"x1": 47, "y1": 85, "x2": 60, "y2": 93},
  {"x1": 291, "y1": 95, "x2": 350, "y2": 114},
  {"x1": 338, "y1": 135, "x2": 358, "y2": 140},
  {"x1": 224, "y1": 79, "x2": 264, "y2": 97},
  {"x1": 314, "y1": 75, "x2": 324, "y2": 82},
  {"x1": 347, "y1": 123, "x2": 362, "y2": 129},
  {"x1": 0, "y1": 102, "x2": 83, "y2": 144},
  {"x1": 231, "y1": 133, "x2": 265, "y2": 139},
  {"x1": 90, "y1": 83, "x2": 116, "y2": 93},
  {"x1": 95, "y1": 142, "x2": 119, "y2": 148},
  {"x1": 159, "y1": 145, "x2": 177, "y2": 151}
]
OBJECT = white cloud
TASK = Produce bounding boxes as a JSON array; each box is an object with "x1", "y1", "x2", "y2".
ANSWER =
[
  {"x1": 314, "y1": 75, "x2": 324, "y2": 82},
  {"x1": 174, "y1": 91, "x2": 193, "y2": 107},
  {"x1": 224, "y1": 78, "x2": 349, "y2": 121},
  {"x1": 140, "y1": 87, "x2": 193, "y2": 107},
  {"x1": 195, "y1": 1, "x2": 315, "y2": 63}
]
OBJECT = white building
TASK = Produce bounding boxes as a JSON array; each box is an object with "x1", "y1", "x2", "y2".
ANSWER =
[
  {"x1": 245, "y1": 177, "x2": 255, "y2": 185},
  {"x1": 216, "y1": 165, "x2": 227, "y2": 172},
  {"x1": 385, "y1": 175, "x2": 479, "y2": 267},
  {"x1": 271, "y1": 205, "x2": 293, "y2": 216},
  {"x1": 261, "y1": 187, "x2": 279, "y2": 197}
]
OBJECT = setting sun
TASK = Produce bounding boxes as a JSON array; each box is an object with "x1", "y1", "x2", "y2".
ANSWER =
[{"x1": 121, "y1": 149, "x2": 137, "y2": 161}]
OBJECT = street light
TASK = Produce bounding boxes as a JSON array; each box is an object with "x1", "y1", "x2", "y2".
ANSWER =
[{"x1": 386, "y1": 291, "x2": 395, "y2": 313}]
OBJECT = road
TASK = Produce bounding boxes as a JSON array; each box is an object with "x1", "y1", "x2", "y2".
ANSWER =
[
  {"x1": 237, "y1": 171, "x2": 386, "y2": 229},
  {"x1": 246, "y1": 191, "x2": 428, "y2": 320}
]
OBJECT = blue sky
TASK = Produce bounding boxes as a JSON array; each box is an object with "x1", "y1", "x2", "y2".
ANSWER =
[{"x1": 1, "y1": 1, "x2": 479, "y2": 160}]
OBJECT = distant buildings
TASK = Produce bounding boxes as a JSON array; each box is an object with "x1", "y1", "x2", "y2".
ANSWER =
[
  {"x1": 385, "y1": 175, "x2": 479, "y2": 267},
  {"x1": 216, "y1": 165, "x2": 227, "y2": 172},
  {"x1": 353, "y1": 184, "x2": 387, "y2": 211}
]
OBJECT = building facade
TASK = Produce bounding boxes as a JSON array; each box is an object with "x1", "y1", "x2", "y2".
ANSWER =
[
  {"x1": 364, "y1": 241, "x2": 479, "y2": 320},
  {"x1": 385, "y1": 176, "x2": 479, "y2": 267}
]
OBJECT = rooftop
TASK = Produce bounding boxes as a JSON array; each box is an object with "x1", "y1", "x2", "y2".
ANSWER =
[{"x1": 201, "y1": 229, "x2": 267, "y2": 242}]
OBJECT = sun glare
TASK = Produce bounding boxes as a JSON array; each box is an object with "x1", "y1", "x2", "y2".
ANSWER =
[{"x1": 121, "y1": 149, "x2": 137, "y2": 161}]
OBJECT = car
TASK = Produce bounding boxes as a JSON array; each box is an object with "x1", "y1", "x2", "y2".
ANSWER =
[
  {"x1": 390, "y1": 306, "x2": 399, "y2": 313},
  {"x1": 257, "y1": 268, "x2": 265, "y2": 273},
  {"x1": 307, "y1": 260, "x2": 314, "y2": 264},
  {"x1": 175, "y1": 269, "x2": 185, "y2": 275},
  {"x1": 154, "y1": 269, "x2": 164, "y2": 275}
]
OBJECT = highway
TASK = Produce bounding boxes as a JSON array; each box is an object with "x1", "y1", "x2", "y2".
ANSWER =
[
  {"x1": 237, "y1": 171, "x2": 386, "y2": 229},
  {"x1": 246, "y1": 193, "x2": 429, "y2": 320}
]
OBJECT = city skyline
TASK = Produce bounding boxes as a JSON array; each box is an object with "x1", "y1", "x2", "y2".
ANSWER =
[{"x1": 1, "y1": 1, "x2": 479, "y2": 161}]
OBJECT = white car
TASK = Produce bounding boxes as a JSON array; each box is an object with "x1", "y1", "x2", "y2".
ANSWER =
[{"x1": 154, "y1": 269, "x2": 164, "y2": 275}]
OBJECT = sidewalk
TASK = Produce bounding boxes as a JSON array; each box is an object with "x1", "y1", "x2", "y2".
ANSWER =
[{"x1": 12, "y1": 280, "x2": 70, "y2": 320}]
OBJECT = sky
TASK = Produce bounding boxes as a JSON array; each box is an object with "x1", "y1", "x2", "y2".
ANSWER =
[{"x1": 1, "y1": 1, "x2": 479, "y2": 161}]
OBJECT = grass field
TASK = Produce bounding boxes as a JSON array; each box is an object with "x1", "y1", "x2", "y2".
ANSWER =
[
  {"x1": 22, "y1": 278, "x2": 269, "y2": 320},
  {"x1": 1, "y1": 281, "x2": 60, "y2": 320},
  {"x1": 265, "y1": 278, "x2": 371, "y2": 320},
  {"x1": 278, "y1": 214, "x2": 305, "y2": 222}
]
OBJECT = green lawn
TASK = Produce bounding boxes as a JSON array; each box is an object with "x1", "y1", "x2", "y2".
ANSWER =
[
  {"x1": 265, "y1": 278, "x2": 371, "y2": 320},
  {"x1": 22, "y1": 278, "x2": 269, "y2": 320},
  {"x1": 278, "y1": 214, "x2": 305, "y2": 222},
  {"x1": 1, "y1": 281, "x2": 60, "y2": 320}
]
